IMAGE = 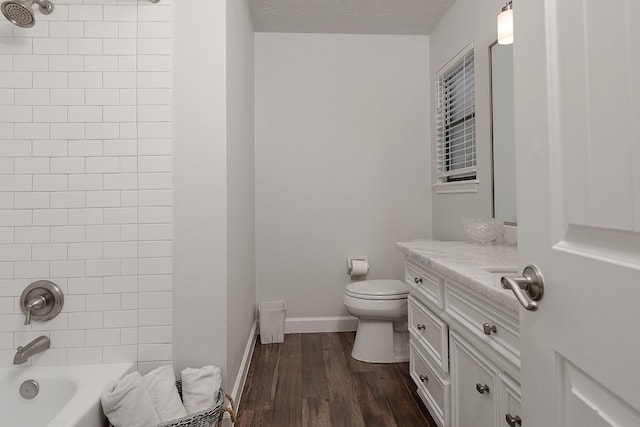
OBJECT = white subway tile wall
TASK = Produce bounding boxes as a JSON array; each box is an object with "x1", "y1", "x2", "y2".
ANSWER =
[{"x1": 0, "y1": 0, "x2": 173, "y2": 368}]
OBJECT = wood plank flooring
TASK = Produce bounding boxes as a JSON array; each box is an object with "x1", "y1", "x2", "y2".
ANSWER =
[{"x1": 235, "y1": 332, "x2": 437, "y2": 427}]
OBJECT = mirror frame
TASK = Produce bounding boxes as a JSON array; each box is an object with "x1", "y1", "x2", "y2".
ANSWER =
[{"x1": 489, "y1": 40, "x2": 517, "y2": 226}]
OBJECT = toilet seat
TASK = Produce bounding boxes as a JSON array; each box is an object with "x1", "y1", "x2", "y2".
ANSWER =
[{"x1": 346, "y1": 279, "x2": 408, "y2": 301}]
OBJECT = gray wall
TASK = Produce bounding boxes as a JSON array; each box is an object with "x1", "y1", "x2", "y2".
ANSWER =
[
  {"x1": 226, "y1": 0, "x2": 256, "y2": 393},
  {"x1": 174, "y1": 0, "x2": 256, "y2": 396},
  {"x1": 430, "y1": 0, "x2": 508, "y2": 240},
  {"x1": 173, "y1": 0, "x2": 228, "y2": 375},
  {"x1": 255, "y1": 33, "x2": 431, "y2": 324}
]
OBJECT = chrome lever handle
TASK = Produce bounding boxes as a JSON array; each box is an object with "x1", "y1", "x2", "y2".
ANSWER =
[
  {"x1": 24, "y1": 296, "x2": 46, "y2": 325},
  {"x1": 501, "y1": 265, "x2": 544, "y2": 311}
]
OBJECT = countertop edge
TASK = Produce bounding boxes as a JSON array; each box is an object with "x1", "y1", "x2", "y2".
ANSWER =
[{"x1": 396, "y1": 240, "x2": 520, "y2": 314}]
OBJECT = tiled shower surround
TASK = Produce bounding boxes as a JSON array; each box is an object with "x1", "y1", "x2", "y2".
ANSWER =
[{"x1": 0, "y1": 0, "x2": 173, "y2": 371}]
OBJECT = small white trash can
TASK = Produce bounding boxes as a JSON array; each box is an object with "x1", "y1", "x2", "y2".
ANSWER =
[{"x1": 259, "y1": 301, "x2": 286, "y2": 344}]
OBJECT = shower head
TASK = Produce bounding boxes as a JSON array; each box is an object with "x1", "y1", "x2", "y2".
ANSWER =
[{"x1": 1, "y1": 0, "x2": 53, "y2": 29}]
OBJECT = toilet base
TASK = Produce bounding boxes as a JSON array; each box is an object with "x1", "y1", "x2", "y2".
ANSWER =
[{"x1": 351, "y1": 319, "x2": 409, "y2": 363}]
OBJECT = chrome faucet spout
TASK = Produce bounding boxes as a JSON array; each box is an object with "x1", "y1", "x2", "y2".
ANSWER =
[{"x1": 13, "y1": 336, "x2": 50, "y2": 365}]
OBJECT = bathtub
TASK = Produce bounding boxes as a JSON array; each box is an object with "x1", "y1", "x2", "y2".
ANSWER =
[{"x1": 0, "y1": 362, "x2": 134, "y2": 427}]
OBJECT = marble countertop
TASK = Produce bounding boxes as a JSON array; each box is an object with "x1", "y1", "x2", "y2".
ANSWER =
[{"x1": 396, "y1": 240, "x2": 520, "y2": 313}]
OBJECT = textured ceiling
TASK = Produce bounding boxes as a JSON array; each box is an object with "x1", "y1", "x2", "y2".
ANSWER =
[{"x1": 248, "y1": 0, "x2": 457, "y2": 35}]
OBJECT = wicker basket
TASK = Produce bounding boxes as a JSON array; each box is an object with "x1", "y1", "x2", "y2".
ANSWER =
[{"x1": 108, "y1": 381, "x2": 236, "y2": 427}]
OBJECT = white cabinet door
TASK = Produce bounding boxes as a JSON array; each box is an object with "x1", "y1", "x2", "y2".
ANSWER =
[
  {"x1": 515, "y1": 0, "x2": 640, "y2": 425},
  {"x1": 450, "y1": 332, "x2": 497, "y2": 427},
  {"x1": 497, "y1": 373, "x2": 521, "y2": 427}
]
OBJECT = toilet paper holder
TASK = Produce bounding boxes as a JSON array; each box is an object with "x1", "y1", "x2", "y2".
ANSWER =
[{"x1": 347, "y1": 257, "x2": 369, "y2": 275}]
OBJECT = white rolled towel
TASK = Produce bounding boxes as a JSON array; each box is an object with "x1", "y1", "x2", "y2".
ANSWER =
[
  {"x1": 101, "y1": 371, "x2": 161, "y2": 427},
  {"x1": 181, "y1": 366, "x2": 222, "y2": 414},
  {"x1": 142, "y1": 366, "x2": 187, "y2": 422}
]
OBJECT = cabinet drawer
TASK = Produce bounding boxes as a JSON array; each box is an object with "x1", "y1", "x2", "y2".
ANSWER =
[
  {"x1": 445, "y1": 282, "x2": 520, "y2": 362},
  {"x1": 408, "y1": 295, "x2": 449, "y2": 372},
  {"x1": 406, "y1": 261, "x2": 444, "y2": 308},
  {"x1": 410, "y1": 342, "x2": 449, "y2": 427}
]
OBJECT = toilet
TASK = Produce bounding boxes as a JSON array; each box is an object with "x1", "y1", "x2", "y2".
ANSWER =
[{"x1": 343, "y1": 279, "x2": 410, "y2": 363}]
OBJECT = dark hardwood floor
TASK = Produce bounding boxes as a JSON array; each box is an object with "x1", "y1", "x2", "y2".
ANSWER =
[{"x1": 235, "y1": 332, "x2": 437, "y2": 427}]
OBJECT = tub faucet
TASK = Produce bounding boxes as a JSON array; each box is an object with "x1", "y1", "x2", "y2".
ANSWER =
[{"x1": 13, "y1": 336, "x2": 50, "y2": 365}]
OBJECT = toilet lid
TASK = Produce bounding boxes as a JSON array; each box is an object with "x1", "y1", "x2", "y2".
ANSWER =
[{"x1": 346, "y1": 280, "x2": 408, "y2": 299}]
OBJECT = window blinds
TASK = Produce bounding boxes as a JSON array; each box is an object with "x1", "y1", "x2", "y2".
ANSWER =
[{"x1": 436, "y1": 50, "x2": 476, "y2": 182}]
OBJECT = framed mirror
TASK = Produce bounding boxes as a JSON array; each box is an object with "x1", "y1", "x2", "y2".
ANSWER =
[{"x1": 489, "y1": 41, "x2": 516, "y2": 224}]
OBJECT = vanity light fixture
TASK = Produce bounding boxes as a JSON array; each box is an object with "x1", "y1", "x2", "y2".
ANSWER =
[{"x1": 497, "y1": 1, "x2": 514, "y2": 45}]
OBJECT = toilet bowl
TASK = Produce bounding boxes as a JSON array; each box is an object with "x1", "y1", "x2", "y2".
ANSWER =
[{"x1": 343, "y1": 279, "x2": 409, "y2": 363}]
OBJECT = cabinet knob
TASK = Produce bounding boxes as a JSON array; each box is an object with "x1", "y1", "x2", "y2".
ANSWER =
[
  {"x1": 475, "y1": 383, "x2": 490, "y2": 394},
  {"x1": 414, "y1": 277, "x2": 423, "y2": 284},
  {"x1": 505, "y1": 414, "x2": 522, "y2": 426},
  {"x1": 416, "y1": 323, "x2": 426, "y2": 331},
  {"x1": 419, "y1": 374, "x2": 428, "y2": 383},
  {"x1": 483, "y1": 323, "x2": 497, "y2": 335}
]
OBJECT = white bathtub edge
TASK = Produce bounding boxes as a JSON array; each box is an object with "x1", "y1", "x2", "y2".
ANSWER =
[{"x1": 47, "y1": 362, "x2": 136, "y2": 427}]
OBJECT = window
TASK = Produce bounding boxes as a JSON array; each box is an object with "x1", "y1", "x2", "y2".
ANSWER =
[{"x1": 436, "y1": 46, "x2": 476, "y2": 183}]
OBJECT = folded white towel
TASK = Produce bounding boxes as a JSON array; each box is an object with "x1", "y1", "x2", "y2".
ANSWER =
[
  {"x1": 181, "y1": 366, "x2": 222, "y2": 415},
  {"x1": 142, "y1": 366, "x2": 187, "y2": 422},
  {"x1": 101, "y1": 371, "x2": 161, "y2": 427}
]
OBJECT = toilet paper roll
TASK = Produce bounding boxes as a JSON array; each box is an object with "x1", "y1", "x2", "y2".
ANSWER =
[{"x1": 350, "y1": 259, "x2": 369, "y2": 277}]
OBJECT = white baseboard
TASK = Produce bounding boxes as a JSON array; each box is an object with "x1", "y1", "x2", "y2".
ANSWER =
[
  {"x1": 284, "y1": 316, "x2": 358, "y2": 334},
  {"x1": 229, "y1": 319, "x2": 257, "y2": 420}
]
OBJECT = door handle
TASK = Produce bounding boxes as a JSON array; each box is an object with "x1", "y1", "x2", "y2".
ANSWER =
[{"x1": 501, "y1": 265, "x2": 544, "y2": 311}]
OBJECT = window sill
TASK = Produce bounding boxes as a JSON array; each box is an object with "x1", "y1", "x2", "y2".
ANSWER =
[{"x1": 432, "y1": 180, "x2": 479, "y2": 194}]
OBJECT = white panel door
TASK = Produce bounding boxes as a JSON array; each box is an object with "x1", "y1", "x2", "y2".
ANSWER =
[{"x1": 514, "y1": 0, "x2": 640, "y2": 426}]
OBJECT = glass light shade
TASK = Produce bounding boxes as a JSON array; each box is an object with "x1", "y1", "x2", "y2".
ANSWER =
[{"x1": 497, "y1": 8, "x2": 513, "y2": 45}]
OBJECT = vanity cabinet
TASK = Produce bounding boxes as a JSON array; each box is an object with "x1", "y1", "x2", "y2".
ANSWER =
[{"x1": 404, "y1": 258, "x2": 523, "y2": 427}]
